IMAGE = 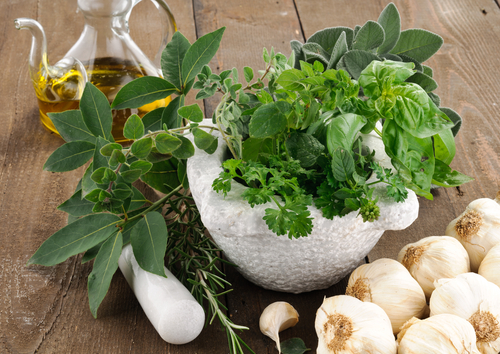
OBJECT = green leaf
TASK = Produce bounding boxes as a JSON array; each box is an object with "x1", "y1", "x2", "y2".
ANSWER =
[
  {"x1": 352, "y1": 20, "x2": 385, "y2": 51},
  {"x1": 332, "y1": 148, "x2": 355, "y2": 182},
  {"x1": 82, "y1": 163, "x2": 97, "y2": 197},
  {"x1": 131, "y1": 137, "x2": 153, "y2": 159},
  {"x1": 129, "y1": 160, "x2": 153, "y2": 175},
  {"x1": 48, "y1": 110, "x2": 96, "y2": 143},
  {"x1": 28, "y1": 213, "x2": 121, "y2": 266},
  {"x1": 242, "y1": 138, "x2": 273, "y2": 162},
  {"x1": 130, "y1": 212, "x2": 168, "y2": 277},
  {"x1": 343, "y1": 50, "x2": 381, "y2": 79},
  {"x1": 161, "y1": 31, "x2": 191, "y2": 90},
  {"x1": 249, "y1": 102, "x2": 287, "y2": 139},
  {"x1": 141, "y1": 107, "x2": 165, "y2": 132},
  {"x1": 439, "y1": 107, "x2": 462, "y2": 137},
  {"x1": 302, "y1": 43, "x2": 330, "y2": 65},
  {"x1": 243, "y1": 66, "x2": 254, "y2": 83},
  {"x1": 405, "y1": 134, "x2": 435, "y2": 192},
  {"x1": 178, "y1": 103, "x2": 204, "y2": 123},
  {"x1": 57, "y1": 189, "x2": 94, "y2": 217},
  {"x1": 377, "y1": 2, "x2": 401, "y2": 54},
  {"x1": 433, "y1": 128, "x2": 456, "y2": 165},
  {"x1": 422, "y1": 65, "x2": 433, "y2": 77},
  {"x1": 161, "y1": 95, "x2": 182, "y2": 129},
  {"x1": 358, "y1": 60, "x2": 415, "y2": 99},
  {"x1": 390, "y1": 29, "x2": 443, "y2": 63},
  {"x1": 432, "y1": 159, "x2": 474, "y2": 187},
  {"x1": 100, "y1": 143, "x2": 122, "y2": 157},
  {"x1": 121, "y1": 169, "x2": 142, "y2": 183},
  {"x1": 181, "y1": 27, "x2": 226, "y2": 87},
  {"x1": 88, "y1": 231, "x2": 122, "y2": 318},
  {"x1": 81, "y1": 242, "x2": 103, "y2": 264},
  {"x1": 398, "y1": 54, "x2": 423, "y2": 72},
  {"x1": 123, "y1": 114, "x2": 145, "y2": 140},
  {"x1": 171, "y1": 136, "x2": 195, "y2": 159},
  {"x1": 145, "y1": 148, "x2": 173, "y2": 163},
  {"x1": 177, "y1": 159, "x2": 189, "y2": 189},
  {"x1": 326, "y1": 113, "x2": 367, "y2": 155},
  {"x1": 129, "y1": 186, "x2": 148, "y2": 210},
  {"x1": 155, "y1": 133, "x2": 182, "y2": 154},
  {"x1": 43, "y1": 141, "x2": 95, "y2": 172},
  {"x1": 277, "y1": 69, "x2": 306, "y2": 91},
  {"x1": 141, "y1": 159, "x2": 180, "y2": 194},
  {"x1": 193, "y1": 128, "x2": 217, "y2": 150},
  {"x1": 91, "y1": 167, "x2": 116, "y2": 183},
  {"x1": 406, "y1": 72, "x2": 438, "y2": 92},
  {"x1": 80, "y1": 83, "x2": 113, "y2": 141},
  {"x1": 307, "y1": 27, "x2": 355, "y2": 52},
  {"x1": 327, "y1": 31, "x2": 348, "y2": 70},
  {"x1": 111, "y1": 77, "x2": 178, "y2": 110},
  {"x1": 93, "y1": 136, "x2": 111, "y2": 171},
  {"x1": 290, "y1": 40, "x2": 305, "y2": 69},
  {"x1": 286, "y1": 132, "x2": 325, "y2": 168},
  {"x1": 109, "y1": 148, "x2": 126, "y2": 168},
  {"x1": 281, "y1": 338, "x2": 311, "y2": 354}
]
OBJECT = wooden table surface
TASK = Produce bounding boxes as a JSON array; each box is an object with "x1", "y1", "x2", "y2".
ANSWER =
[{"x1": 2, "y1": 0, "x2": 500, "y2": 353}]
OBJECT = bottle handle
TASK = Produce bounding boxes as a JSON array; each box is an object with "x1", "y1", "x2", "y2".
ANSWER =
[{"x1": 149, "y1": 0, "x2": 177, "y2": 73}]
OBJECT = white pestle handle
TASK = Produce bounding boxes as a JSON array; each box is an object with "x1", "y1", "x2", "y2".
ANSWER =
[{"x1": 118, "y1": 244, "x2": 205, "y2": 344}]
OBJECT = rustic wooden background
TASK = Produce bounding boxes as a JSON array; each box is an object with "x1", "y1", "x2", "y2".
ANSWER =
[{"x1": 1, "y1": 0, "x2": 499, "y2": 353}]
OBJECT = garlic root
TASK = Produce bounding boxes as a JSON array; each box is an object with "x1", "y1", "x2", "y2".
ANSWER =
[{"x1": 259, "y1": 301, "x2": 299, "y2": 353}]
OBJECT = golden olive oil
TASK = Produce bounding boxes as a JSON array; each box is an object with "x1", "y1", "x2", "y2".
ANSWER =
[{"x1": 35, "y1": 57, "x2": 170, "y2": 143}]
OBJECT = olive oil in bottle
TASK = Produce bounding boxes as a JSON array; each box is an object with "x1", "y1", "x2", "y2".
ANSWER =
[{"x1": 36, "y1": 57, "x2": 170, "y2": 143}]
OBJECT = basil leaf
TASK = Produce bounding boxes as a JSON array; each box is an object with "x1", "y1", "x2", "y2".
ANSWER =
[
  {"x1": 326, "y1": 113, "x2": 367, "y2": 155},
  {"x1": 432, "y1": 159, "x2": 474, "y2": 187},
  {"x1": 433, "y1": 128, "x2": 456, "y2": 165}
]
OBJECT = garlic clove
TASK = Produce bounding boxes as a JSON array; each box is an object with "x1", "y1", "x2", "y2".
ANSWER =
[
  {"x1": 345, "y1": 258, "x2": 427, "y2": 334},
  {"x1": 479, "y1": 242, "x2": 500, "y2": 289},
  {"x1": 430, "y1": 273, "x2": 500, "y2": 354},
  {"x1": 445, "y1": 197, "x2": 500, "y2": 272},
  {"x1": 397, "y1": 236, "x2": 470, "y2": 299},
  {"x1": 259, "y1": 301, "x2": 299, "y2": 353},
  {"x1": 315, "y1": 295, "x2": 397, "y2": 354},
  {"x1": 397, "y1": 314, "x2": 481, "y2": 353}
]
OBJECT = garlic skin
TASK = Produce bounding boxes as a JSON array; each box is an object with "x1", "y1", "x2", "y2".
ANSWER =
[
  {"x1": 397, "y1": 236, "x2": 470, "y2": 299},
  {"x1": 430, "y1": 273, "x2": 500, "y2": 354},
  {"x1": 315, "y1": 295, "x2": 396, "y2": 354},
  {"x1": 345, "y1": 258, "x2": 426, "y2": 334},
  {"x1": 479, "y1": 243, "x2": 500, "y2": 289},
  {"x1": 259, "y1": 301, "x2": 299, "y2": 353},
  {"x1": 397, "y1": 314, "x2": 480, "y2": 353},
  {"x1": 445, "y1": 197, "x2": 500, "y2": 272}
]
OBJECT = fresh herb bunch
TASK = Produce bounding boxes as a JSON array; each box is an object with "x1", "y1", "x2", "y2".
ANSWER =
[{"x1": 29, "y1": 27, "x2": 254, "y2": 354}]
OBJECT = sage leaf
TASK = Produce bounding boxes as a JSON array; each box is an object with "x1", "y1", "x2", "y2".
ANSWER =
[
  {"x1": 406, "y1": 72, "x2": 438, "y2": 92},
  {"x1": 433, "y1": 128, "x2": 456, "y2": 165},
  {"x1": 243, "y1": 66, "x2": 254, "y2": 83},
  {"x1": 343, "y1": 50, "x2": 381, "y2": 79},
  {"x1": 307, "y1": 27, "x2": 355, "y2": 52},
  {"x1": 130, "y1": 211, "x2": 168, "y2": 277},
  {"x1": 302, "y1": 43, "x2": 330, "y2": 65},
  {"x1": 249, "y1": 102, "x2": 287, "y2": 138},
  {"x1": 171, "y1": 136, "x2": 195, "y2": 159},
  {"x1": 326, "y1": 113, "x2": 367, "y2": 155},
  {"x1": 57, "y1": 189, "x2": 94, "y2": 217},
  {"x1": 352, "y1": 20, "x2": 385, "y2": 51},
  {"x1": 131, "y1": 137, "x2": 153, "y2": 159},
  {"x1": 439, "y1": 107, "x2": 462, "y2": 137},
  {"x1": 161, "y1": 31, "x2": 191, "y2": 90},
  {"x1": 181, "y1": 27, "x2": 226, "y2": 87},
  {"x1": 111, "y1": 77, "x2": 178, "y2": 110},
  {"x1": 141, "y1": 107, "x2": 165, "y2": 132},
  {"x1": 290, "y1": 40, "x2": 305, "y2": 69},
  {"x1": 27, "y1": 213, "x2": 121, "y2": 266},
  {"x1": 398, "y1": 54, "x2": 423, "y2": 72},
  {"x1": 178, "y1": 103, "x2": 204, "y2": 123},
  {"x1": 432, "y1": 159, "x2": 474, "y2": 187},
  {"x1": 286, "y1": 132, "x2": 325, "y2": 168},
  {"x1": 423, "y1": 65, "x2": 433, "y2": 77},
  {"x1": 192, "y1": 128, "x2": 217, "y2": 150},
  {"x1": 390, "y1": 28, "x2": 443, "y2": 63},
  {"x1": 48, "y1": 110, "x2": 96, "y2": 143},
  {"x1": 80, "y1": 83, "x2": 113, "y2": 141},
  {"x1": 377, "y1": 2, "x2": 401, "y2": 54},
  {"x1": 332, "y1": 148, "x2": 355, "y2": 182},
  {"x1": 162, "y1": 95, "x2": 182, "y2": 129},
  {"x1": 43, "y1": 140, "x2": 95, "y2": 172},
  {"x1": 123, "y1": 114, "x2": 145, "y2": 140},
  {"x1": 140, "y1": 159, "x2": 180, "y2": 194},
  {"x1": 88, "y1": 231, "x2": 123, "y2": 318},
  {"x1": 428, "y1": 92, "x2": 441, "y2": 107},
  {"x1": 281, "y1": 338, "x2": 311, "y2": 354},
  {"x1": 327, "y1": 31, "x2": 348, "y2": 70}
]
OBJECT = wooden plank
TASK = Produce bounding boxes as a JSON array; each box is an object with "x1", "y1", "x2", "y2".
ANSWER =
[{"x1": 294, "y1": 0, "x2": 500, "y2": 261}]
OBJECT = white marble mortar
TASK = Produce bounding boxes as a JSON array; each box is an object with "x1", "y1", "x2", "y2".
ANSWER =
[{"x1": 186, "y1": 120, "x2": 419, "y2": 293}]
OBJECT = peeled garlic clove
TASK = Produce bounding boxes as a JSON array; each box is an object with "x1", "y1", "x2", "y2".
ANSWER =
[
  {"x1": 397, "y1": 314, "x2": 480, "y2": 353},
  {"x1": 479, "y1": 243, "x2": 500, "y2": 288},
  {"x1": 345, "y1": 258, "x2": 426, "y2": 334},
  {"x1": 430, "y1": 273, "x2": 500, "y2": 354},
  {"x1": 445, "y1": 196, "x2": 500, "y2": 272},
  {"x1": 397, "y1": 236, "x2": 470, "y2": 299},
  {"x1": 259, "y1": 301, "x2": 299, "y2": 353},
  {"x1": 315, "y1": 295, "x2": 397, "y2": 354}
]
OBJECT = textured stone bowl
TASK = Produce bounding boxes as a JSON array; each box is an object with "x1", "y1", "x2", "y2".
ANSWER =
[{"x1": 186, "y1": 120, "x2": 419, "y2": 293}]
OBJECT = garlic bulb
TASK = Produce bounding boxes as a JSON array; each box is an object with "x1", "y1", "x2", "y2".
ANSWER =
[
  {"x1": 430, "y1": 273, "x2": 500, "y2": 354},
  {"x1": 397, "y1": 314, "x2": 480, "y2": 353},
  {"x1": 397, "y1": 236, "x2": 470, "y2": 299},
  {"x1": 345, "y1": 258, "x2": 427, "y2": 334},
  {"x1": 259, "y1": 301, "x2": 299, "y2": 353},
  {"x1": 445, "y1": 195, "x2": 500, "y2": 272},
  {"x1": 315, "y1": 295, "x2": 396, "y2": 354},
  {"x1": 479, "y1": 243, "x2": 500, "y2": 289}
]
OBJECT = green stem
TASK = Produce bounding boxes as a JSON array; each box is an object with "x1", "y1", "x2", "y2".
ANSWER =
[{"x1": 374, "y1": 126, "x2": 383, "y2": 137}]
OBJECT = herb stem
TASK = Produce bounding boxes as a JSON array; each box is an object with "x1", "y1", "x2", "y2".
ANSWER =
[{"x1": 374, "y1": 126, "x2": 383, "y2": 137}]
